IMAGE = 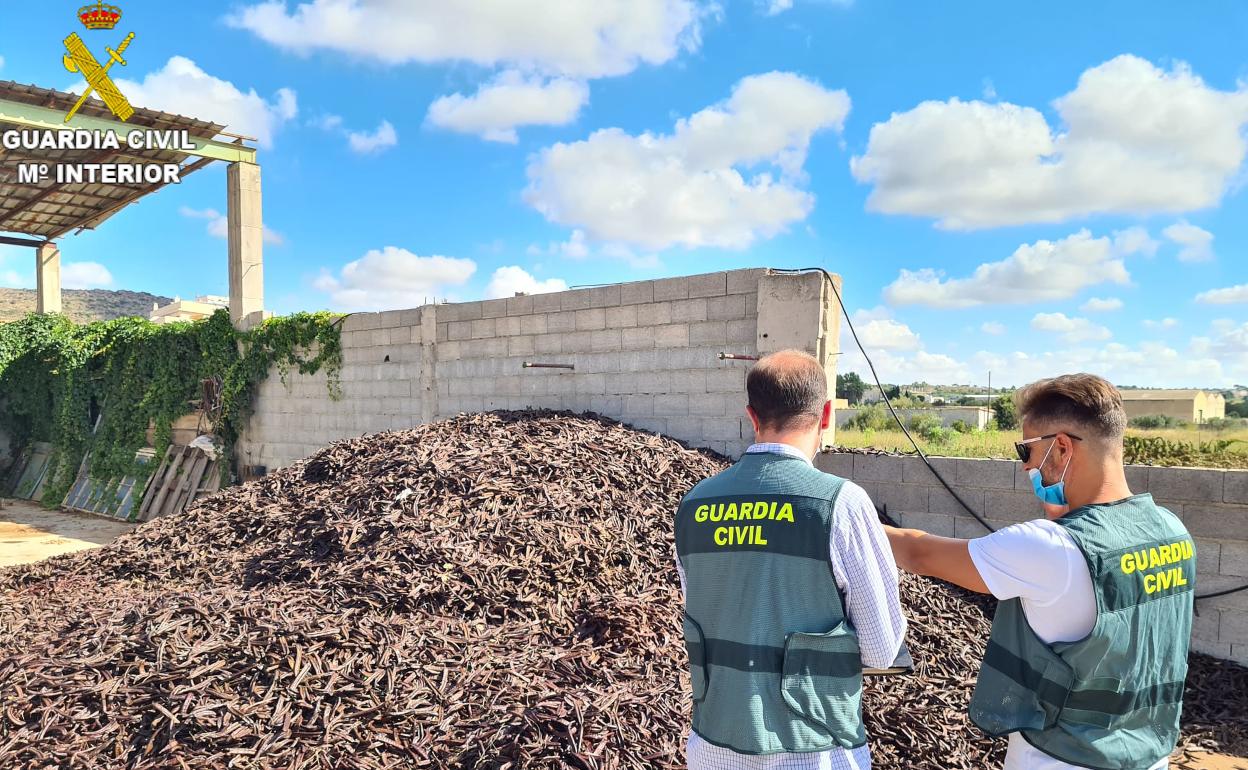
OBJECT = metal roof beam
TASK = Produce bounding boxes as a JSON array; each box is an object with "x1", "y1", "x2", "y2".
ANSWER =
[
  {"x1": 0, "y1": 234, "x2": 47, "y2": 247},
  {"x1": 0, "y1": 98, "x2": 255, "y2": 164}
]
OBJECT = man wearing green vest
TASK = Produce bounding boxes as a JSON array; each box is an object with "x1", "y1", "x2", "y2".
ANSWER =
[
  {"x1": 675, "y1": 349, "x2": 907, "y2": 769},
  {"x1": 886, "y1": 373, "x2": 1194, "y2": 770}
]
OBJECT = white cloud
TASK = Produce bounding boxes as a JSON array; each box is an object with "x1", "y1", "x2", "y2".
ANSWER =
[
  {"x1": 0, "y1": 55, "x2": 5, "y2": 71},
  {"x1": 556, "y1": 229, "x2": 590, "y2": 259},
  {"x1": 1143, "y1": 317, "x2": 1179, "y2": 330},
  {"x1": 1081, "y1": 297, "x2": 1123, "y2": 313},
  {"x1": 78, "y1": 57, "x2": 297, "y2": 148},
  {"x1": 313, "y1": 247, "x2": 476, "y2": 310},
  {"x1": 981, "y1": 321, "x2": 1006, "y2": 335},
  {"x1": 227, "y1": 0, "x2": 710, "y2": 79},
  {"x1": 851, "y1": 55, "x2": 1248, "y2": 229},
  {"x1": 61, "y1": 262, "x2": 113, "y2": 289},
  {"x1": 1196, "y1": 284, "x2": 1248, "y2": 304},
  {"x1": 428, "y1": 71, "x2": 588, "y2": 143},
  {"x1": 982, "y1": 78, "x2": 997, "y2": 101},
  {"x1": 884, "y1": 229, "x2": 1132, "y2": 308},
  {"x1": 484, "y1": 266, "x2": 569, "y2": 299},
  {"x1": 525, "y1": 71, "x2": 850, "y2": 250},
  {"x1": 1031, "y1": 312, "x2": 1112, "y2": 343},
  {"x1": 1162, "y1": 220, "x2": 1214, "y2": 262},
  {"x1": 1112, "y1": 226, "x2": 1159, "y2": 258},
  {"x1": 857, "y1": 318, "x2": 922, "y2": 351},
  {"x1": 761, "y1": 0, "x2": 852, "y2": 13},
  {"x1": 179, "y1": 206, "x2": 285, "y2": 245},
  {"x1": 346, "y1": 120, "x2": 398, "y2": 154}
]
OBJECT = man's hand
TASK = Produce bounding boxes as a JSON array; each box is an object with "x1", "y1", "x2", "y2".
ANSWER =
[{"x1": 883, "y1": 525, "x2": 991, "y2": 594}]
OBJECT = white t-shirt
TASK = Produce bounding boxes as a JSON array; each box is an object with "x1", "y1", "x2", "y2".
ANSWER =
[{"x1": 968, "y1": 519, "x2": 1168, "y2": 770}]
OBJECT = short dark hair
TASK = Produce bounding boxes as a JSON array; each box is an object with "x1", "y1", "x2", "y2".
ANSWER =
[
  {"x1": 1014, "y1": 373, "x2": 1127, "y2": 441},
  {"x1": 747, "y1": 350, "x2": 827, "y2": 431}
]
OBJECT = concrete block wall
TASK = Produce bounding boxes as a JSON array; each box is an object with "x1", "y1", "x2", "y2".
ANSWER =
[
  {"x1": 239, "y1": 268, "x2": 841, "y2": 472},
  {"x1": 815, "y1": 452, "x2": 1248, "y2": 666}
]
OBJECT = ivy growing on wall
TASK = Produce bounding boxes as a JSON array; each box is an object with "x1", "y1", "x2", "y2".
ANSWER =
[{"x1": 0, "y1": 309, "x2": 342, "y2": 507}]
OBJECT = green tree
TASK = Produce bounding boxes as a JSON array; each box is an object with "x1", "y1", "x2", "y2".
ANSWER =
[
  {"x1": 1227, "y1": 400, "x2": 1248, "y2": 418},
  {"x1": 992, "y1": 395, "x2": 1019, "y2": 430},
  {"x1": 836, "y1": 372, "x2": 866, "y2": 405}
]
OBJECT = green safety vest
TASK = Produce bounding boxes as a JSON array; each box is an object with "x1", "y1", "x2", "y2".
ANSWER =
[
  {"x1": 675, "y1": 452, "x2": 865, "y2": 755},
  {"x1": 969, "y1": 494, "x2": 1194, "y2": 770}
]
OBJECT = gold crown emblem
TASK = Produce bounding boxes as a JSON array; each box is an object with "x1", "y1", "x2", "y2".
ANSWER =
[{"x1": 78, "y1": 2, "x2": 122, "y2": 30}]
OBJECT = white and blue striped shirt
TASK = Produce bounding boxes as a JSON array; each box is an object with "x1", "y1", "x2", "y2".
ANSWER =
[{"x1": 676, "y1": 443, "x2": 908, "y2": 770}]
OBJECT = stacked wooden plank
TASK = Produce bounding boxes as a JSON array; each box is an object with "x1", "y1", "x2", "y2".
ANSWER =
[{"x1": 135, "y1": 443, "x2": 221, "y2": 521}]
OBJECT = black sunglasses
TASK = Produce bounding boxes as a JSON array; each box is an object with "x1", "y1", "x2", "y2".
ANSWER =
[{"x1": 1014, "y1": 432, "x2": 1083, "y2": 463}]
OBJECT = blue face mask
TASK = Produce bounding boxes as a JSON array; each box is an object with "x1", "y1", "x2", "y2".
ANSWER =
[{"x1": 1027, "y1": 438, "x2": 1072, "y2": 507}]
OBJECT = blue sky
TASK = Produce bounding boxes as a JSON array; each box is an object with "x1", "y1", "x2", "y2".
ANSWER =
[{"x1": 1, "y1": 0, "x2": 1246, "y2": 387}]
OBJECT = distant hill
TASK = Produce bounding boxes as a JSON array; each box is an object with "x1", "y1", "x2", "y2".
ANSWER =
[{"x1": 0, "y1": 288, "x2": 174, "y2": 323}]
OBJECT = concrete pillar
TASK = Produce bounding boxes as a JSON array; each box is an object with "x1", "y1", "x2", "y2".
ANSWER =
[
  {"x1": 755, "y1": 270, "x2": 842, "y2": 447},
  {"x1": 227, "y1": 161, "x2": 264, "y2": 327},
  {"x1": 35, "y1": 241, "x2": 61, "y2": 314}
]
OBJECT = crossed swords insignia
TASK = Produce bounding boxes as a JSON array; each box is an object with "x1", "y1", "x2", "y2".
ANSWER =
[{"x1": 62, "y1": 31, "x2": 135, "y2": 123}]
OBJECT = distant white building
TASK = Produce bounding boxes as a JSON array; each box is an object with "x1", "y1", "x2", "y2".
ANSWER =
[{"x1": 149, "y1": 295, "x2": 229, "y2": 324}]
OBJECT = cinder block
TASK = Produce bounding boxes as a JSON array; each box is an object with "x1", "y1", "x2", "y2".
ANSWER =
[
  {"x1": 605, "y1": 305, "x2": 638, "y2": 328},
  {"x1": 903, "y1": 456, "x2": 958, "y2": 485},
  {"x1": 1231, "y1": 644, "x2": 1248, "y2": 667},
  {"x1": 957, "y1": 458, "x2": 1017, "y2": 490},
  {"x1": 929, "y1": 487, "x2": 987, "y2": 518},
  {"x1": 437, "y1": 322, "x2": 450, "y2": 343},
  {"x1": 621, "y1": 327, "x2": 656, "y2": 350},
  {"x1": 706, "y1": 367, "x2": 745, "y2": 393},
  {"x1": 506, "y1": 294, "x2": 534, "y2": 316},
  {"x1": 495, "y1": 316, "x2": 523, "y2": 337},
  {"x1": 479, "y1": 298, "x2": 509, "y2": 319},
  {"x1": 654, "y1": 394, "x2": 689, "y2": 414},
  {"x1": 725, "y1": 320, "x2": 757, "y2": 346},
  {"x1": 1194, "y1": 539, "x2": 1221, "y2": 575},
  {"x1": 470, "y1": 319, "x2": 496, "y2": 339},
  {"x1": 562, "y1": 331, "x2": 595, "y2": 353},
  {"x1": 815, "y1": 452, "x2": 854, "y2": 478},
  {"x1": 589, "y1": 395, "x2": 623, "y2": 414},
  {"x1": 534, "y1": 334, "x2": 562, "y2": 354},
  {"x1": 532, "y1": 292, "x2": 562, "y2": 313},
  {"x1": 591, "y1": 329, "x2": 621, "y2": 351},
  {"x1": 703, "y1": 418, "x2": 744, "y2": 441},
  {"x1": 1191, "y1": 607, "x2": 1221, "y2": 642},
  {"x1": 726, "y1": 268, "x2": 765, "y2": 295},
  {"x1": 1123, "y1": 464, "x2": 1150, "y2": 491},
  {"x1": 509, "y1": 336, "x2": 536, "y2": 357},
  {"x1": 562, "y1": 285, "x2": 621, "y2": 310},
  {"x1": 1184, "y1": 504, "x2": 1248, "y2": 541},
  {"x1": 448, "y1": 321, "x2": 472, "y2": 341},
  {"x1": 576, "y1": 308, "x2": 607, "y2": 331},
  {"x1": 1148, "y1": 466, "x2": 1225, "y2": 503},
  {"x1": 670, "y1": 370, "x2": 708, "y2": 394},
  {"x1": 689, "y1": 321, "x2": 728, "y2": 346},
  {"x1": 985, "y1": 490, "x2": 1042, "y2": 524},
  {"x1": 342, "y1": 312, "x2": 381, "y2": 332},
  {"x1": 1194, "y1": 575, "x2": 1248, "y2": 613},
  {"x1": 1222, "y1": 541, "x2": 1248, "y2": 578},
  {"x1": 654, "y1": 324, "x2": 690, "y2": 348},
  {"x1": 1225, "y1": 470, "x2": 1248, "y2": 504},
  {"x1": 955, "y1": 516, "x2": 1014, "y2": 539},
  {"x1": 653, "y1": 277, "x2": 690, "y2": 302},
  {"x1": 672, "y1": 299, "x2": 709, "y2": 323},
  {"x1": 1221, "y1": 611, "x2": 1248, "y2": 644},
  {"x1": 667, "y1": 416, "x2": 704, "y2": 442},
  {"x1": 852, "y1": 454, "x2": 903, "y2": 482},
  {"x1": 440, "y1": 302, "x2": 482, "y2": 323},
  {"x1": 547, "y1": 311, "x2": 577, "y2": 333},
  {"x1": 1190, "y1": 637, "x2": 1231, "y2": 661},
  {"x1": 621, "y1": 280, "x2": 654, "y2": 305},
  {"x1": 376, "y1": 309, "x2": 406, "y2": 328},
  {"x1": 900, "y1": 512, "x2": 956, "y2": 538},
  {"x1": 686, "y1": 271, "x2": 728, "y2": 298},
  {"x1": 636, "y1": 302, "x2": 674, "y2": 325},
  {"x1": 624, "y1": 395, "x2": 655, "y2": 416},
  {"x1": 520, "y1": 314, "x2": 549, "y2": 335},
  {"x1": 707, "y1": 294, "x2": 748, "y2": 321},
  {"x1": 631, "y1": 417, "x2": 668, "y2": 435},
  {"x1": 690, "y1": 392, "x2": 743, "y2": 417},
  {"x1": 407, "y1": 326, "x2": 424, "y2": 345},
  {"x1": 875, "y1": 483, "x2": 929, "y2": 516}
]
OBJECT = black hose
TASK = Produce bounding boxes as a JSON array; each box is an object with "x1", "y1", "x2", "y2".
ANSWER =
[{"x1": 769, "y1": 267, "x2": 1248, "y2": 602}]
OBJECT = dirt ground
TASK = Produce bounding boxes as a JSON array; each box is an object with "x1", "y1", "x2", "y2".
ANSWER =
[
  {"x1": 0, "y1": 498, "x2": 133, "y2": 568},
  {"x1": 1187, "y1": 753, "x2": 1248, "y2": 770}
]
